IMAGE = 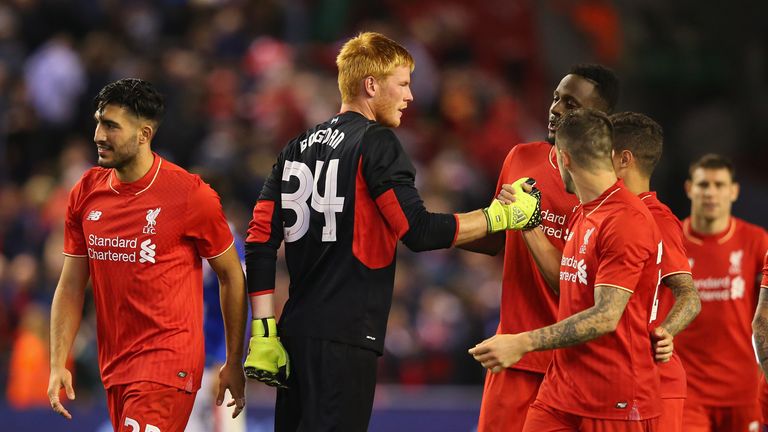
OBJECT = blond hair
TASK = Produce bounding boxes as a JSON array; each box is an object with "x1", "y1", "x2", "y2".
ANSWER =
[{"x1": 336, "y1": 32, "x2": 414, "y2": 104}]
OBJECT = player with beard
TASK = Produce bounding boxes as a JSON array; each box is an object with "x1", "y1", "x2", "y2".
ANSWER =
[
  {"x1": 47, "y1": 79, "x2": 247, "y2": 431},
  {"x1": 610, "y1": 112, "x2": 701, "y2": 432},
  {"x1": 471, "y1": 108, "x2": 663, "y2": 431},
  {"x1": 675, "y1": 154, "x2": 768, "y2": 432},
  {"x1": 242, "y1": 32, "x2": 541, "y2": 432},
  {"x1": 461, "y1": 64, "x2": 619, "y2": 432}
]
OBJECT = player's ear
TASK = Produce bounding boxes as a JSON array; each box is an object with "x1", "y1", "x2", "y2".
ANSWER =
[
  {"x1": 730, "y1": 181, "x2": 740, "y2": 202},
  {"x1": 139, "y1": 122, "x2": 155, "y2": 145},
  {"x1": 684, "y1": 179, "x2": 692, "y2": 199},
  {"x1": 620, "y1": 149, "x2": 632, "y2": 168},
  {"x1": 363, "y1": 76, "x2": 376, "y2": 98}
]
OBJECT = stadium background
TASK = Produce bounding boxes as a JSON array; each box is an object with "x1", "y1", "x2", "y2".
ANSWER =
[{"x1": 0, "y1": 0, "x2": 766, "y2": 431}]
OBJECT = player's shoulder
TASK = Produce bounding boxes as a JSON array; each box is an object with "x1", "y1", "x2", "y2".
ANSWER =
[
  {"x1": 500, "y1": 141, "x2": 553, "y2": 172},
  {"x1": 640, "y1": 193, "x2": 680, "y2": 225},
  {"x1": 603, "y1": 187, "x2": 656, "y2": 229},
  {"x1": 733, "y1": 217, "x2": 767, "y2": 236},
  {"x1": 73, "y1": 165, "x2": 110, "y2": 192},
  {"x1": 157, "y1": 157, "x2": 209, "y2": 192}
]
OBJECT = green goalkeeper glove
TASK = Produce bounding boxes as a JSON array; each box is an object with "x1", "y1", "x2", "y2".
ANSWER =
[
  {"x1": 244, "y1": 317, "x2": 289, "y2": 389},
  {"x1": 483, "y1": 177, "x2": 542, "y2": 233}
]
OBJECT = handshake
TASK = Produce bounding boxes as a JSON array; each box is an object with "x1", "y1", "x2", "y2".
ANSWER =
[{"x1": 483, "y1": 177, "x2": 542, "y2": 233}]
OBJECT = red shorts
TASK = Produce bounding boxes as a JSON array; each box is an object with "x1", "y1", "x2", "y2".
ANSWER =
[
  {"x1": 658, "y1": 398, "x2": 684, "y2": 432},
  {"x1": 522, "y1": 400, "x2": 659, "y2": 432},
  {"x1": 682, "y1": 400, "x2": 760, "y2": 432},
  {"x1": 107, "y1": 381, "x2": 196, "y2": 432},
  {"x1": 477, "y1": 368, "x2": 545, "y2": 432}
]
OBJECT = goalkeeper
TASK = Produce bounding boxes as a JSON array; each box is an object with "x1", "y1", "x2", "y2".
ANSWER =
[{"x1": 242, "y1": 32, "x2": 542, "y2": 432}]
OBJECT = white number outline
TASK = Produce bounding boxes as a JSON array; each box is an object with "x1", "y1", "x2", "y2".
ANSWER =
[{"x1": 281, "y1": 159, "x2": 345, "y2": 243}]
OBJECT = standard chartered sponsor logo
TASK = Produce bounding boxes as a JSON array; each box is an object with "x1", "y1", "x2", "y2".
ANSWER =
[
  {"x1": 139, "y1": 239, "x2": 156, "y2": 263},
  {"x1": 694, "y1": 275, "x2": 746, "y2": 301},
  {"x1": 87, "y1": 234, "x2": 157, "y2": 264},
  {"x1": 539, "y1": 209, "x2": 569, "y2": 239},
  {"x1": 560, "y1": 255, "x2": 587, "y2": 284}
]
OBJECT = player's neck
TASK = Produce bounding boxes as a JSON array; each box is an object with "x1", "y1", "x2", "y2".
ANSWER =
[
  {"x1": 574, "y1": 169, "x2": 618, "y2": 204},
  {"x1": 690, "y1": 213, "x2": 730, "y2": 235},
  {"x1": 115, "y1": 149, "x2": 155, "y2": 183},
  {"x1": 339, "y1": 101, "x2": 375, "y2": 122},
  {"x1": 621, "y1": 170, "x2": 650, "y2": 195}
]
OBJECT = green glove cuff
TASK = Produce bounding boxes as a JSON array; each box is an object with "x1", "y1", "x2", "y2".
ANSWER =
[{"x1": 253, "y1": 317, "x2": 278, "y2": 338}]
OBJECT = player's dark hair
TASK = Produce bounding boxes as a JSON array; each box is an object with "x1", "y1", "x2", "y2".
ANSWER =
[
  {"x1": 556, "y1": 108, "x2": 613, "y2": 170},
  {"x1": 569, "y1": 63, "x2": 619, "y2": 113},
  {"x1": 610, "y1": 112, "x2": 663, "y2": 177},
  {"x1": 93, "y1": 78, "x2": 165, "y2": 124},
  {"x1": 688, "y1": 153, "x2": 736, "y2": 181}
]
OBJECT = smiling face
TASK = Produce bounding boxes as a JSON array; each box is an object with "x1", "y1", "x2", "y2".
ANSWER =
[
  {"x1": 93, "y1": 104, "x2": 142, "y2": 170},
  {"x1": 371, "y1": 65, "x2": 413, "y2": 128},
  {"x1": 547, "y1": 74, "x2": 606, "y2": 142},
  {"x1": 686, "y1": 167, "x2": 739, "y2": 223}
]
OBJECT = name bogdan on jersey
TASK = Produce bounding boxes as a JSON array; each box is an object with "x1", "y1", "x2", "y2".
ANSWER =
[{"x1": 87, "y1": 234, "x2": 156, "y2": 263}]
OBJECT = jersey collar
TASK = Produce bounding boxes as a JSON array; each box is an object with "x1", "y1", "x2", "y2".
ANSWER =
[
  {"x1": 108, "y1": 153, "x2": 162, "y2": 196},
  {"x1": 683, "y1": 217, "x2": 735, "y2": 245},
  {"x1": 581, "y1": 179, "x2": 623, "y2": 218}
]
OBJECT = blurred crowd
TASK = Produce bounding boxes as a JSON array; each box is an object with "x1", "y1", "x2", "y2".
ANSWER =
[{"x1": 1, "y1": 0, "x2": 766, "y2": 411}]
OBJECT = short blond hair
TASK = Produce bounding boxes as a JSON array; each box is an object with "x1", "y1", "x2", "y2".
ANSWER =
[{"x1": 336, "y1": 32, "x2": 414, "y2": 104}]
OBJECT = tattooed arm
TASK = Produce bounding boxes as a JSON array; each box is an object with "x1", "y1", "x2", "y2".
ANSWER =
[
  {"x1": 753, "y1": 288, "x2": 768, "y2": 376},
  {"x1": 469, "y1": 285, "x2": 631, "y2": 372},
  {"x1": 659, "y1": 273, "x2": 700, "y2": 336}
]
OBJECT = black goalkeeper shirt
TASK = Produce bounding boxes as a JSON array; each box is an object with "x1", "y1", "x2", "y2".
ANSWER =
[{"x1": 245, "y1": 111, "x2": 457, "y2": 354}]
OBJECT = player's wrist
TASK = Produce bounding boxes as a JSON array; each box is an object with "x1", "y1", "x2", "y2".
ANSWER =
[{"x1": 252, "y1": 316, "x2": 278, "y2": 338}]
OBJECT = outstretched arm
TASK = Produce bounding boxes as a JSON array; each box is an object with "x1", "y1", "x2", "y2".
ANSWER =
[
  {"x1": 48, "y1": 256, "x2": 89, "y2": 420},
  {"x1": 469, "y1": 285, "x2": 631, "y2": 372}
]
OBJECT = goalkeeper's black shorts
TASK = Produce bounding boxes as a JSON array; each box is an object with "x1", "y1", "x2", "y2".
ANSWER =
[{"x1": 275, "y1": 336, "x2": 378, "y2": 432}]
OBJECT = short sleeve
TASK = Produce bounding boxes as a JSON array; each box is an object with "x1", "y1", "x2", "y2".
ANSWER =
[
  {"x1": 63, "y1": 180, "x2": 87, "y2": 256},
  {"x1": 594, "y1": 210, "x2": 657, "y2": 293},
  {"x1": 360, "y1": 125, "x2": 417, "y2": 199},
  {"x1": 185, "y1": 180, "x2": 234, "y2": 259},
  {"x1": 655, "y1": 212, "x2": 691, "y2": 278}
]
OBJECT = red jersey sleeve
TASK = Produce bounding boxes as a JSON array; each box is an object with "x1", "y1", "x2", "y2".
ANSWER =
[
  {"x1": 761, "y1": 253, "x2": 768, "y2": 288},
  {"x1": 184, "y1": 180, "x2": 234, "y2": 258},
  {"x1": 594, "y1": 210, "x2": 656, "y2": 292},
  {"x1": 655, "y1": 211, "x2": 691, "y2": 278},
  {"x1": 63, "y1": 179, "x2": 87, "y2": 256}
]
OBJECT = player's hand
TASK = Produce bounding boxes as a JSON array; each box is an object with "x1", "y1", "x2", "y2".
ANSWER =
[
  {"x1": 468, "y1": 333, "x2": 531, "y2": 373},
  {"x1": 244, "y1": 317, "x2": 290, "y2": 389},
  {"x1": 48, "y1": 366, "x2": 75, "y2": 420},
  {"x1": 217, "y1": 361, "x2": 246, "y2": 418},
  {"x1": 483, "y1": 177, "x2": 542, "y2": 233},
  {"x1": 651, "y1": 326, "x2": 674, "y2": 363}
]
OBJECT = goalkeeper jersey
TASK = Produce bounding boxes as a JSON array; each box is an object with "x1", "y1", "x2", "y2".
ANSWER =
[
  {"x1": 675, "y1": 217, "x2": 768, "y2": 406},
  {"x1": 245, "y1": 111, "x2": 458, "y2": 354},
  {"x1": 494, "y1": 142, "x2": 580, "y2": 373},
  {"x1": 63, "y1": 154, "x2": 234, "y2": 392},
  {"x1": 640, "y1": 191, "x2": 691, "y2": 399},
  {"x1": 537, "y1": 180, "x2": 662, "y2": 420}
]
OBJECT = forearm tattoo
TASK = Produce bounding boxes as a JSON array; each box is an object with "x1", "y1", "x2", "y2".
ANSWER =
[
  {"x1": 529, "y1": 286, "x2": 632, "y2": 351},
  {"x1": 754, "y1": 290, "x2": 768, "y2": 374},
  {"x1": 660, "y1": 273, "x2": 701, "y2": 336}
]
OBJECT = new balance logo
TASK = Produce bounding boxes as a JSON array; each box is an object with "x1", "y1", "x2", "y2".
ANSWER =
[
  {"x1": 139, "y1": 239, "x2": 156, "y2": 264},
  {"x1": 86, "y1": 210, "x2": 102, "y2": 221},
  {"x1": 143, "y1": 207, "x2": 161, "y2": 234}
]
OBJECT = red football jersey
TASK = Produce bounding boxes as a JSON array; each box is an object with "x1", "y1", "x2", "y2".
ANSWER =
[
  {"x1": 63, "y1": 154, "x2": 234, "y2": 392},
  {"x1": 537, "y1": 181, "x2": 662, "y2": 420},
  {"x1": 675, "y1": 217, "x2": 768, "y2": 406},
  {"x1": 761, "y1": 254, "x2": 768, "y2": 423},
  {"x1": 495, "y1": 142, "x2": 580, "y2": 373},
  {"x1": 640, "y1": 192, "x2": 691, "y2": 399}
]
